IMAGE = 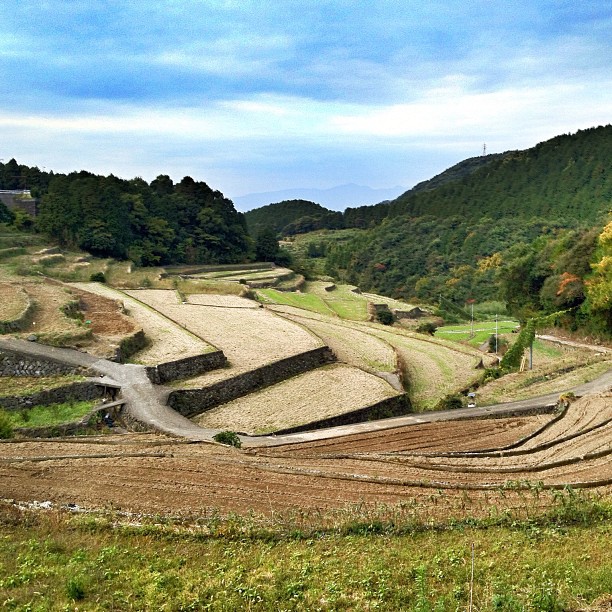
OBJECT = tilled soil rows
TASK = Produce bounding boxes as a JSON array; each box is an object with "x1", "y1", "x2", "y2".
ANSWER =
[{"x1": 2, "y1": 394, "x2": 610, "y2": 519}]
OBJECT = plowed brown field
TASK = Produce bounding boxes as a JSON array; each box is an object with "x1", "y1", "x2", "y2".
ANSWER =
[{"x1": 2, "y1": 394, "x2": 610, "y2": 520}]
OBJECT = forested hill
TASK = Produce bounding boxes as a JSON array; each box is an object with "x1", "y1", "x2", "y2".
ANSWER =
[
  {"x1": 385, "y1": 125, "x2": 612, "y2": 222},
  {"x1": 0, "y1": 164, "x2": 251, "y2": 265},
  {"x1": 324, "y1": 126, "x2": 612, "y2": 336},
  {"x1": 244, "y1": 126, "x2": 612, "y2": 234},
  {"x1": 244, "y1": 199, "x2": 342, "y2": 237}
]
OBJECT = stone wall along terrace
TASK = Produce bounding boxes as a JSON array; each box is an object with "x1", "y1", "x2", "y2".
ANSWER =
[
  {"x1": 0, "y1": 349, "x2": 86, "y2": 377},
  {"x1": 168, "y1": 346, "x2": 335, "y2": 417}
]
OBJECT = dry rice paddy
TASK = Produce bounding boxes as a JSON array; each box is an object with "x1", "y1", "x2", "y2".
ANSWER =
[
  {"x1": 126, "y1": 290, "x2": 323, "y2": 374},
  {"x1": 194, "y1": 364, "x2": 401, "y2": 434},
  {"x1": 73, "y1": 284, "x2": 214, "y2": 364}
]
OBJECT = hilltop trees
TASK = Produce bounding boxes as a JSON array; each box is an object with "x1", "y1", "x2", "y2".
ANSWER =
[{"x1": 35, "y1": 172, "x2": 251, "y2": 265}]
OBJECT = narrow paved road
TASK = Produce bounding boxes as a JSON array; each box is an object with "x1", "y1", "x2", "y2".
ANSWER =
[{"x1": 1, "y1": 337, "x2": 610, "y2": 447}]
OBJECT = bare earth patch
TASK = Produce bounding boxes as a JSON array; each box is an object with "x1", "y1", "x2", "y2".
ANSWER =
[
  {"x1": 0, "y1": 283, "x2": 29, "y2": 321},
  {"x1": 1, "y1": 394, "x2": 610, "y2": 519},
  {"x1": 194, "y1": 364, "x2": 401, "y2": 434}
]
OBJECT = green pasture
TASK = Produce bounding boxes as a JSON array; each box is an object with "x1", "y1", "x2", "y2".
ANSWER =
[
  {"x1": 257, "y1": 288, "x2": 336, "y2": 316},
  {"x1": 435, "y1": 319, "x2": 518, "y2": 347},
  {"x1": 259, "y1": 282, "x2": 371, "y2": 320},
  {"x1": 2, "y1": 399, "x2": 97, "y2": 429}
]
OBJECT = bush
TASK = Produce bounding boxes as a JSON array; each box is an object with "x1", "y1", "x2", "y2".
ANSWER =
[
  {"x1": 66, "y1": 577, "x2": 86, "y2": 601},
  {"x1": 0, "y1": 410, "x2": 14, "y2": 439},
  {"x1": 376, "y1": 310, "x2": 395, "y2": 325},
  {"x1": 436, "y1": 394, "x2": 464, "y2": 410},
  {"x1": 213, "y1": 431, "x2": 242, "y2": 448},
  {"x1": 90, "y1": 271, "x2": 106, "y2": 283},
  {"x1": 416, "y1": 321, "x2": 438, "y2": 335},
  {"x1": 487, "y1": 334, "x2": 508, "y2": 353}
]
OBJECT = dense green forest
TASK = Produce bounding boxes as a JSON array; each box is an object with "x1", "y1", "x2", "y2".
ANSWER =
[
  {"x1": 244, "y1": 199, "x2": 343, "y2": 237},
  {"x1": 0, "y1": 165, "x2": 251, "y2": 265},
  {"x1": 322, "y1": 126, "x2": 612, "y2": 335}
]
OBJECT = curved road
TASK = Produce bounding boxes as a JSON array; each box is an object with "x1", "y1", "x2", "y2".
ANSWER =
[{"x1": 1, "y1": 337, "x2": 610, "y2": 448}]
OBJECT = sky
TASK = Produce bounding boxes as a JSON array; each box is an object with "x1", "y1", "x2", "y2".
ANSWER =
[{"x1": 0, "y1": 0, "x2": 610, "y2": 208}]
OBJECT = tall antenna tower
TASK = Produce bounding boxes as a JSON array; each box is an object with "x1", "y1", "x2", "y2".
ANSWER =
[{"x1": 482, "y1": 143, "x2": 487, "y2": 156}]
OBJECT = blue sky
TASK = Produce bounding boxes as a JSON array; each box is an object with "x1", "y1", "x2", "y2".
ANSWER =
[{"x1": 0, "y1": 0, "x2": 610, "y2": 206}]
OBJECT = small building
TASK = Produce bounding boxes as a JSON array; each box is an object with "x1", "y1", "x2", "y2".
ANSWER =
[{"x1": 0, "y1": 190, "x2": 38, "y2": 217}]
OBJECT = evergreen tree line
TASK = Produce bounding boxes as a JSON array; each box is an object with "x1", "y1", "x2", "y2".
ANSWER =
[
  {"x1": 0, "y1": 164, "x2": 251, "y2": 266},
  {"x1": 246, "y1": 125, "x2": 612, "y2": 236}
]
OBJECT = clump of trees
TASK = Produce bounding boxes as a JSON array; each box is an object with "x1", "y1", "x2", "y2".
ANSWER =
[{"x1": 33, "y1": 172, "x2": 251, "y2": 266}]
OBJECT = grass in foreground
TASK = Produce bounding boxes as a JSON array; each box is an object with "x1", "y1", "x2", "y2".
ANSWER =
[{"x1": 0, "y1": 491, "x2": 610, "y2": 610}]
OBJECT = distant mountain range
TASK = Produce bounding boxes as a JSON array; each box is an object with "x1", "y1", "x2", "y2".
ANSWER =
[{"x1": 232, "y1": 183, "x2": 405, "y2": 212}]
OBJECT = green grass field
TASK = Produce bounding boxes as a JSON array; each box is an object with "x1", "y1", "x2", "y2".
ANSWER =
[
  {"x1": 0, "y1": 493, "x2": 610, "y2": 611},
  {"x1": 3, "y1": 399, "x2": 97, "y2": 428},
  {"x1": 435, "y1": 319, "x2": 518, "y2": 347}
]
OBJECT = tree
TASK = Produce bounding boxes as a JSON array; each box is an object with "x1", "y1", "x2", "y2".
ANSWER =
[{"x1": 255, "y1": 227, "x2": 279, "y2": 262}]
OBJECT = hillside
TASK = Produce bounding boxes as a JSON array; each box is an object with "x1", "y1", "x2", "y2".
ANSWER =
[
  {"x1": 244, "y1": 199, "x2": 342, "y2": 236},
  {"x1": 323, "y1": 126, "x2": 612, "y2": 337},
  {"x1": 386, "y1": 125, "x2": 612, "y2": 222}
]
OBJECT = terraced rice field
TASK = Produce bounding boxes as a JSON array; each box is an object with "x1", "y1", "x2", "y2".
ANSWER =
[
  {"x1": 15, "y1": 282, "x2": 85, "y2": 340},
  {"x1": 274, "y1": 308, "x2": 397, "y2": 374},
  {"x1": 0, "y1": 282, "x2": 28, "y2": 320},
  {"x1": 126, "y1": 290, "x2": 323, "y2": 378},
  {"x1": 1, "y1": 392, "x2": 610, "y2": 519},
  {"x1": 73, "y1": 284, "x2": 214, "y2": 364},
  {"x1": 185, "y1": 294, "x2": 260, "y2": 308},
  {"x1": 194, "y1": 364, "x2": 401, "y2": 434},
  {"x1": 269, "y1": 304, "x2": 486, "y2": 409}
]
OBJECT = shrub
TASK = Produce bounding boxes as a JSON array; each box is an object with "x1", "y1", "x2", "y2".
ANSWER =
[
  {"x1": 213, "y1": 431, "x2": 242, "y2": 448},
  {"x1": 416, "y1": 321, "x2": 438, "y2": 335},
  {"x1": 0, "y1": 410, "x2": 14, "y2": 439},
  {"x1": 66, "y1": 577, "x2": 86, "y2": 601},
  {"x1": 90, "y1": 272, "x2": 106, "y2": 283},
  {"x1": 376, "y1": 310, "x2": 395, "y2": 325},
  {"x1": 436, "y1": 394, "x2": 464, "y2": 410},
  {"x1": 487, "y1": 334, "x2": 508, "y2": 353}
]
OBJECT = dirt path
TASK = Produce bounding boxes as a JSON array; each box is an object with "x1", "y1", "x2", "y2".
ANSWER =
[{"x1": 537, "y1": 334, "x2": 611, "y2": 354}]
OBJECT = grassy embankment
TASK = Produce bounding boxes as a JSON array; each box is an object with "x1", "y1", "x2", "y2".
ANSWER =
[
  {"x1": 2, "y1": 399, "x2": 97, "y2": 429},
  {"x1": 0, "y1": 492, "x2": 610, "y2": 610}
]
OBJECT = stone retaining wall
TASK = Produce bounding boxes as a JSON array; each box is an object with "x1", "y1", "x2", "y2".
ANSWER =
[
  {"x1": 0, "y1": 348, "x2": 87, "y2": 377},
  {"x1": 113, "y1": 329, "x2": 148, "y2": 363},
  {"x1": 168, "y1": 346, "x2": 335, "y2": 417},
  {"x1": 0, "y1": 380, "x2": 111, "y2": 410},
  {"x1": 269, "y1": 394, "x2": 411, "y2": 435},
  {"x1": 146, "y1": 350, "x2": 228, "y2": 384}
]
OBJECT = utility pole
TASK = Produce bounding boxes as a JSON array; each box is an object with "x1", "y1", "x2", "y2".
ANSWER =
[
  {"x1": 495, "y1": 314, "x2": 498, "y2": 354},
  {"x1": 482, "y1": 143, "x2": 487, "y2": 156},
  {"x1": 467, "y1": 299, "x2": 475, "y2": 338}
]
